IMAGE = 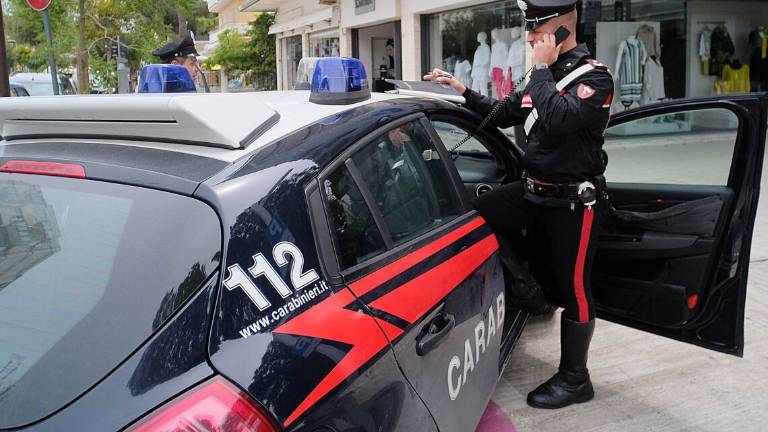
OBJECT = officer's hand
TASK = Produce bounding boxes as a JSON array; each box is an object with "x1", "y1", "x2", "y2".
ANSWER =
[
  {"x1": 423, "y1": 68, "x2": 467, "y2": 95},
  {"x1": 531, "y1": 33, "x2": 561, "y2": 66}
]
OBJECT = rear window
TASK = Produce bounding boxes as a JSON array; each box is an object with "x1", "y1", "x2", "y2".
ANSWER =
[{"x1": 0, "y1": 174, "x2": 221, "y2": 428}]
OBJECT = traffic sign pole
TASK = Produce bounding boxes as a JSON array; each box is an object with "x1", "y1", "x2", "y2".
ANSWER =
[{"x1": 41, "y1": 9, "x2": 59, "y2": 95}]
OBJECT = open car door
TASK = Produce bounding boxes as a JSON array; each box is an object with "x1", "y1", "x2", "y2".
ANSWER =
[{"x1": 592, "y1": 94, "x2": 767, "y2": 356}]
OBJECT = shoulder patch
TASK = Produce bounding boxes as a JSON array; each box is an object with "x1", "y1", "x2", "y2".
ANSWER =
[
  {"x1": 586, "y1": 59, "x2": 606, "y2": 68},
  {"x1": 577, "y1": 84, "x2": 596, "y2": 99}
]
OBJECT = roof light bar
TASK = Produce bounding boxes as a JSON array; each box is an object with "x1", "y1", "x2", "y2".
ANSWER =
[
  {"x1": 138, "y1": 64, "x2": 197, "y2": 94},
  {"x1": 309, "y1": 57, "x2": 370, "y2": 105}
]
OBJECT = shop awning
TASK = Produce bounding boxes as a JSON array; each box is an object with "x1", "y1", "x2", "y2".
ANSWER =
[{"x1": 268, "y1": 8, "x2": 334, "y2": 35}]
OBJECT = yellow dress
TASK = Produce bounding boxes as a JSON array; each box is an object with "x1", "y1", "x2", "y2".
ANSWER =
[{"x1": 720, "y1": 63, "x2": 751, "y2": 93}]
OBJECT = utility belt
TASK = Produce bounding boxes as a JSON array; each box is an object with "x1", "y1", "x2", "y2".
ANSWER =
[{"x1": 524, "y1": 173, "x2": 607, "y2": 208}]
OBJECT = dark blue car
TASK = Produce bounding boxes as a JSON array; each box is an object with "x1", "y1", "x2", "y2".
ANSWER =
[{"x1": 0, "y1": 77, "x2": 765, "y2": 431}]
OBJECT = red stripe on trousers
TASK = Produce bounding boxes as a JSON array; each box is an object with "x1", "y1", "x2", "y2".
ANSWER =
[{"x1": 573, "y1": 208, "x2": 595, "y2": 323}]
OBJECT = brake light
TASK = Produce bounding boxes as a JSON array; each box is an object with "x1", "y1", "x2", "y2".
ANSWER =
[
  {"x1": 126, "y1": 377, "x2": 279, "y2": 432},
  {"x1": 0, "y1": 160, "x2": 86, "y2": 178}
]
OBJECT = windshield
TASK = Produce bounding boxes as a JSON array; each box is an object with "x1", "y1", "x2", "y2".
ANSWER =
[
  {"x1": 0, "y1": 173, "x2": 221, "y2": 428},
  {"x1": 13, "y1": 82, "x2": 54, "y2": 96}
]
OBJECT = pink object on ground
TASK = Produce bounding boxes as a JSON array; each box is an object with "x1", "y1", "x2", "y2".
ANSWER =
[{"x1": 475, "y1": 400, "x2": 517, "y2": 432}]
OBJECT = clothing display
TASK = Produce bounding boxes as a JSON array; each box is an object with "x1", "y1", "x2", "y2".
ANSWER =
[
  {"x1": 505, "y1": 27, "x2": 525, "y2": 96},
  {"x1": 454, "y1": 59, "x2": 473, "y2": 86},
  {"x1": 709, "y1": 25, "x2": 735, "y2": 77},
  {"x1": 716, "y1": 61, "x2": 751, "y2": 94},
  {"x1": 699, "y1": 27, "x2": 712, "y2": 75},
  {"x1": 636, "y1": 24, "x2": 660, "y2": 60},
  {"x1": 471, "y1": 32, "x2": 491, "y2": 97},
  {"x1": 749, "y1": 27, "x2": 768, "y2": 92},
  {"x1": 614, "y1": 35, "x2": 648, "y2": 107},
  {"x1": 490, "y1": 29, "x2": 509, "y2": 100},
  {"x1": 641, "y1": 57, "x2": 666, "y2": 105}
]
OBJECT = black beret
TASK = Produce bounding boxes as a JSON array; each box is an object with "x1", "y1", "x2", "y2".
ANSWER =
[
  {"x1": 517, "y1": 0, "x2": 578, "y2": 30},
  {"x1": 152, "y1": 31, "x2": 199, "y2": 63}
]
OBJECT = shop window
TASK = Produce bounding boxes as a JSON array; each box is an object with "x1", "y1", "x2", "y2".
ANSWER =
[
  {"x1": 309, "y1": 34, "x2": 339, "y2": 57},
  {"x1": 351, "y1": 121, "x2": 461, "y2": 246},
  {"x1": 323, "y1": 166, "x2": 387, "y2": 270},
  {"x1": 425, "y1": 1, "x2": 523, "y2": 101},
  {"x1": 603, "y1": 108, "x2": 737, "y2": 186}
]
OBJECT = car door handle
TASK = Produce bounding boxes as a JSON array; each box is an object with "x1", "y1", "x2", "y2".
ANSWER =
[{"x1": 416, "y1": 313, "x2": 455, "y2": 356}]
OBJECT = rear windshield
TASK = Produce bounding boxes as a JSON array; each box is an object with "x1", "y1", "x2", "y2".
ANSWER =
[{"x1": 0, "y1": 173, "x2": 221, "y2": 428}]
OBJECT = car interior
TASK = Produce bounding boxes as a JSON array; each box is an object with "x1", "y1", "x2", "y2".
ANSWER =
[{"x1": 429, "y1": 105, "x2": 745, "y2": 334}]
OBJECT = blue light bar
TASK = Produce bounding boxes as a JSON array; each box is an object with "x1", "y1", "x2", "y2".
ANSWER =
[
  {"x1": 309, "y1": 57, "x2": 370, "y2": 105},
  {"x1": 138, "y1": 64, "x2": 197, "y2": 94}
]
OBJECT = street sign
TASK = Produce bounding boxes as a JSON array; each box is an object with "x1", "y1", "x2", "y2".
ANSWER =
[{"x1": 26, "y1": 0, "x2": 52, "y2": 12}]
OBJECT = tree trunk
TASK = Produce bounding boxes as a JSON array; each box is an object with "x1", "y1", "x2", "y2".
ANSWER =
[
  {"x1": 77, "y1": 0, "x2": 89, "y2": 94},
  {"x1": 177, "y1": 10, "x2": 188, "y2": 35},
  {"x1": 0, "y1": 0, "x2": 10, "y2": 97}
]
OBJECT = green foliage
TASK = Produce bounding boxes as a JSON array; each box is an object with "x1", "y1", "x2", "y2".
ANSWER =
[
  {"x1": 248, "y1": 12, "x2": 275, "y2": 74},
  {"x1": 207, "y1": 28, "x2": 253, "y2": 72}
]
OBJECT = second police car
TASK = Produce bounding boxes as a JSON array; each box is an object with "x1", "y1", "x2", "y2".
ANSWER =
[{"x1": 0, "y1": 58, "x2": 765, "y2": 431}]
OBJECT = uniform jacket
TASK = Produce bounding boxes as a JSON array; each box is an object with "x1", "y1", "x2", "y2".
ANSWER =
[{"x1": 462, "y1": 44, "x2": 614, "y2": 183}]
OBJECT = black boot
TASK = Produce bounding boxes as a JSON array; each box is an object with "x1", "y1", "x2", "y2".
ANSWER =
[
  {"x1": 527, "y1": 315, "x2": 595, "y2": 409},
  {"x1": 498, "y1": 240, "x2": 550, "y2": 315}
]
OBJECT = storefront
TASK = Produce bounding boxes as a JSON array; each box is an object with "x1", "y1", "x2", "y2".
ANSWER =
[{"x1": 422, "y1": 1, "x2": 524, "y2": 101}]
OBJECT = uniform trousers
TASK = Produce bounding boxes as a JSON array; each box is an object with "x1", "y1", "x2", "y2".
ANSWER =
[{"x1": 475, "y1": 180, "x2": 602, "y2": 323}]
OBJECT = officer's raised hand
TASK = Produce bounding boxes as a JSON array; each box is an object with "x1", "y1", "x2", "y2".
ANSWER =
[
  {"x1": 423, "y1": 68, "x2": 466, "y2": 95},
  {"x1": 531, "y1": 33, "x2": 561, "y2": 66}
]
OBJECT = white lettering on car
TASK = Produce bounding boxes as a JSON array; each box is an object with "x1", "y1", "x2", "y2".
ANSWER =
[
  {"x1": 224, "y1": 242, "x2": 329, "y2": 339},
  {"x1": 447, "y1": 293, "x2": 504, "y2": 400}
]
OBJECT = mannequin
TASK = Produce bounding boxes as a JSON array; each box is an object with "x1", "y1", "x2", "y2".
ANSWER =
[
  {"x1": 505, "y1": 26, "x2": 525, "y2": 95},
  {"x1": 471, "y1": 32, "x2": 491, "y2": 96},
  {"x1": 489, "y1": 28, "x2": 509, "y2": 99},
  {"x1": 454, "y1": 58, "x2": 472, "y2": 86}
]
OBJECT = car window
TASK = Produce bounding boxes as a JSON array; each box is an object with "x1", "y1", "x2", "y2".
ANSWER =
[
  {"x1": 350, "y1": 120, "x2": 461, "y2": 246},
  {"x1": 432, "y1": 120, "x2": 491, "y2": 156},
  {"x1": 0, "y1": 174, "x2": 221, "y2": 427},
  {"x1": 324, "y1": 165, "x2": 387, "y2": 269},
  {"x1": 603, "y1": 108, "x2": 738, "y2": 186}
]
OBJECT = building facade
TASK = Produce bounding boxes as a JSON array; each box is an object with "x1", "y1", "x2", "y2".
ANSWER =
[{"x1": 243, "y1": 0, "x2": 768, "y2": 109}]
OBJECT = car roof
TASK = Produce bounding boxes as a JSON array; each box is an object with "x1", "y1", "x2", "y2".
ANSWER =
[
  {"x1": 0, "y1": 90, "x2": 415, "y2": 163},
  {"x1": 10, "y1": 72, "x2": 53, "y2": 83}
]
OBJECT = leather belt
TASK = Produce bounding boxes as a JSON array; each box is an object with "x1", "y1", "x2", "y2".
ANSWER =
[{"x1": 524, "y1": 176, "x2": 581, "y2": 198}]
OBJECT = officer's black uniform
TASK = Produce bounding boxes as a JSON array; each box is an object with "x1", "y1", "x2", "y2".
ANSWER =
[{"x1": 460, "y1": 0, "x2": 614, "y2": 410}]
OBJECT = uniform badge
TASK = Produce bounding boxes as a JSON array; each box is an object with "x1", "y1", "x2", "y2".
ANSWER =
[
  {"x1": 577, "y1": 84, "x2": 596, "y2": 99},
  {"x1": 521, "y1": 94, "x2": 533, "y2": 108}
]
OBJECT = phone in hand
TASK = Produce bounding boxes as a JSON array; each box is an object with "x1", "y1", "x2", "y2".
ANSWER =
[{"x1": 554, "y1": 26, "x2": 571, "y2": 45}]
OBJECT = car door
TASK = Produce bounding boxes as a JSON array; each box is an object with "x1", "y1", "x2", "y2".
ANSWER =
[
  {"x1": 591, "y1": 95, "x2": 767, "y2": 356},
  {"x1": 317, "y1": 113, "x2": 505, "y2": 432}
]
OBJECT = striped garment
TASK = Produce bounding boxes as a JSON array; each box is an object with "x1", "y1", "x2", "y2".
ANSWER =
[{"x1": 615, "y1": 36, "x2": 648, "y2": 105}]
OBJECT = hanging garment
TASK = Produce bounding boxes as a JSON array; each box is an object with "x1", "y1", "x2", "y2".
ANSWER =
[
  {"x1": 699, "y1": 28, "x2": 712, "y2": 75},
  {"x1": 721, "y1": 63, "x2": 751, "y2": 93},
  {"x1": 614, "y1": 35, "x2": 648, "y2": 107},
  {"x1": 641, "y1": 57, "x2": 666, "y2": 105},
  {"x1": 709, "y1": 25, "x2": 735, "y2": 77},
  {"x1": 749, "y1": 28, "x2": 768, "y2": 91},
  {"x1": 492, "y1": 67, "x2": 506, "y2": 100},
  {"x1": 454, "y1": 59, "x2": 473, "y2": 87},
  {"x1": 505, "y1": 38, "x2": 526, "y2": 95},
  {"x1": 636, "y1": 24, "x2": 660, "y2": 60}
]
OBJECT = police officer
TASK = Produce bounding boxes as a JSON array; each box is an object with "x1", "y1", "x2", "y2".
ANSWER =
[
  {"x1": 425, "y1": 0, "x2": 613, "y2": 409},
  {"x1": 153, "y1": 31, "x2": 201, "y2": 81}
]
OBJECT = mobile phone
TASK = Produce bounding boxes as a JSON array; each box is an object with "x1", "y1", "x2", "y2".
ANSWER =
[{"x1": 554, "y1": 26, "x2": 571, "y2": 45}]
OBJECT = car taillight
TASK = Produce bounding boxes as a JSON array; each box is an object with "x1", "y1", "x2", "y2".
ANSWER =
[
  {"x1": 126, "y1": 377, "x2": 279, "y2": 432},
  {"x1": 0, "y1": 160, "x2": 86, "y2": 178}
]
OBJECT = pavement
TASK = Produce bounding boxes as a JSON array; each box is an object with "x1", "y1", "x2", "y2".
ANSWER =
[{"x1": 477, "y1": 141, "x2": 768, "y2": 431}]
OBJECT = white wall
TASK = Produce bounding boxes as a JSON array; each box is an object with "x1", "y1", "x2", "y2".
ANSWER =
[
  {"x1": 340, "y1": 0, "x2": 399, "y2": 29},
  {"x1": 686, "y1": 0, "x2": 768, "y2": 97}
]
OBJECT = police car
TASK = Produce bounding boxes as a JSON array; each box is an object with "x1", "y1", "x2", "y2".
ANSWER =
[{"x1": 0, "y1": 58, "x2": 765, "y2": 432}]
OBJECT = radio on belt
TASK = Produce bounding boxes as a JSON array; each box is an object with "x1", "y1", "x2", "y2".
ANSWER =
[
  {"x1": 138, "y1": 64, "x2": 197, "y2": 94},
  {"x1": 309, "y1": 57, "x2": 371, "y2": 105}
]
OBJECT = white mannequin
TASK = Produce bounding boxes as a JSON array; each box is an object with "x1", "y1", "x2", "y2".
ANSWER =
[
  {"x1": 471, "y1": 32, "x2": 491, "y2": 96},
  {"x1": 454, "y1": 59, "x2": 472, "y2": 86},
  {"x1": 489, "y1": 28, "x2": 509, "y2": 99},
  {"x1": 506, "y1": 26, "x2": 525, "y2": 85}
]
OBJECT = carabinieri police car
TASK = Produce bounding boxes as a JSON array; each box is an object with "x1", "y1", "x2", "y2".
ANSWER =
[{"x1": 0, "y1": 58, "x2": 765, "y2": 432}]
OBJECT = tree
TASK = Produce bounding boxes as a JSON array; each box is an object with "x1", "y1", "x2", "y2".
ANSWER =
[{"x1": 248, "y1": 12, "x2": 275, "y2": 75}]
